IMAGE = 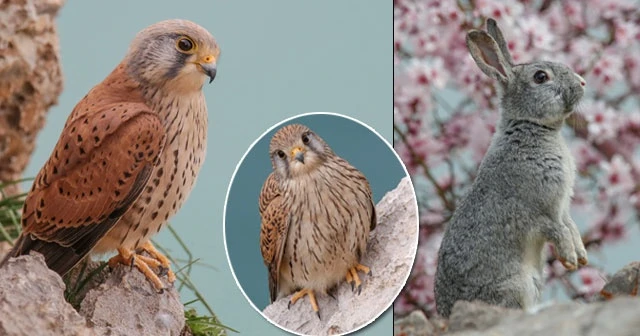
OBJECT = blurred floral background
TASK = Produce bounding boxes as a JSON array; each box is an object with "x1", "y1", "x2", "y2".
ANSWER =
[{"x1": 394, "y1": 0, "x2": 640, "y2": 316}]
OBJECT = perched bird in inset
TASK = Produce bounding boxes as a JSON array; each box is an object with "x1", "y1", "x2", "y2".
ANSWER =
[
  {"x1": 259, "y1": 124, "x2": 376, "y2": 318},
  {"x1": 0, "y1": 19, "x2": 219, "y2": 291}
]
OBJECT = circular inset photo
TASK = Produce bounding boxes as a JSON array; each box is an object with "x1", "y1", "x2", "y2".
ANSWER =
[{"x1": 224, "y1": 112, "x2": 418, "y2": 335}]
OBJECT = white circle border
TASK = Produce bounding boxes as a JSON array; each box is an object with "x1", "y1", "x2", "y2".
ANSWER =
[{"x1": 222, "y1": 111, "x2": 420, "y2": 336}]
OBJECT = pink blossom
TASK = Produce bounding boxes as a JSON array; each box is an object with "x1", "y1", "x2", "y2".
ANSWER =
[
  {"x1": 624, "y1": 54, "x2": 640, "y2": 88},
  {"x1": 394, "y1": 79, "x2": 432, "y2": 118},
  {"x1": 562, "y1": 0, "x2": 587, "y2": 30},
  {"x1": 572, "y1": 139, "x2": 604, "y2": 173},
  {"x1": 546, "y1": 259, "x2": 569, "y2": 281},
  {"x1": 394, "y1": 130, "x2": 444, "y2": 176},
  {"x1": 587, "y1": 51, "x2": 625, "y2": 93},
  {"x1": 588, "y1": 210, "x2": 627, "y2": 244},
  {"x1": 567, "y1": 37, "x2": 601, "y2": 74},
  {"x1": 421, "y1": 207, "x2": 445, "y2": 227},
  {"x1": 452, "y1": 55, "x2": 495, "y2": 108},
  {"x1": 544, "y1": 2, "x2": 571, "y2": 35},
  {"x1": 393, "y1": 293, "x2": 416, "y2": 316},
  {"x1": 599, "y1": 155, "x2": 635, "y2": 198},
  {"x1": 473, "y1": 0, "x2": 523, "y2": 27},
  {"x1": 467, "y1": 112, "x2": 496, "y2": 162},
  {"x1": 581, "y1": 100, "x2": 621, "y2": 143},
  {"x1": 614, "y1": 19, "x2": 639, "y2": 47},
  {"x1": 587, "y1": 0, "x2": 637, "y2": 21},
  {"x1": 517, "y1": 16, "x2": 557, "y2": 54},
  {"x1": 395, "y1": 232, "x2": 442, "y2": 314},
  {"x1": 405, "y1": 58, "x2": 448, "y2": 89},
  {"x1": 576, "y1": 267, "x2": 607, "y2": 297}
]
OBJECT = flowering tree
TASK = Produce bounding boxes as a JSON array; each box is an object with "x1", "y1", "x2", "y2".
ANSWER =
[{"x1": 394, "y1": 0, "x2": 640, "y2": 316}]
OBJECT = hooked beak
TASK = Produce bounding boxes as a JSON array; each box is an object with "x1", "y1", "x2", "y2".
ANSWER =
[
  {"x1": 291, "y1": 147, "x2": 305, "y2": 164},
  {"x1": 196, "y1": 54, "x2": 217, "y2": 83},
  {"x1": 198, "y1": 63, "x2": 217, "y2": 83}
]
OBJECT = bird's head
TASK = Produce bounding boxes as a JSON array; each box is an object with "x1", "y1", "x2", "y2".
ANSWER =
[
  {"x1": 269, "y1": 124, "x2": 332, "y2": 179},
  {"x1": 125, "y1": 19, "x2": 219, "y2": 92}
]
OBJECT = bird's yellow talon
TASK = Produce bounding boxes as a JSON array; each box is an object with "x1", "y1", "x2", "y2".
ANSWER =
[
  {"x1": 108, "y1": 247, "x2": 166, "y2": 290},
  {"x1": 289, "y1": 288, "x2": 319, "y2": 317},
  {"x1": 137, "y1": 241, "x2": 176, "y2": 283},
  {"x1": 346, "y1": 263, "x2": 371, "y2": 294}
]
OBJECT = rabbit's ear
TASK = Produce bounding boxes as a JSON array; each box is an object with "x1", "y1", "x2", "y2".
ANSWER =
[
  {"x1": 486, "y1": 18, "x2": 514, "y2": 67},
  {"x1": 466, "y1": 30, "x2": 513, "y2": 84}
]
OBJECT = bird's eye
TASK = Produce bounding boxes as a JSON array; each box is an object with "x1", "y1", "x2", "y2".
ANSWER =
[
  {"x1": 533, "y1": 70, "x2": 548, "y2": 84},
  {"x1": 301, "y1": 133, "x2": 310, "y2": 144},
  {"x1": 176, "y1": 37, "x2": 195, "y2": 52},
  {"x1": 276, "y1": 150, "x2": 286, "y2": 159}
]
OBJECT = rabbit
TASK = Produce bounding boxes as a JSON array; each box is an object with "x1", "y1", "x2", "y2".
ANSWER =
[{"x1": 434, "y1": 18, "x2": 588, "y2": 318}]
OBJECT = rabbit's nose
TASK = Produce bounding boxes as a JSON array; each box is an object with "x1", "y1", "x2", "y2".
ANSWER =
[{"x1": 574, "y1": 73, "x2": 586, "y2": 87}]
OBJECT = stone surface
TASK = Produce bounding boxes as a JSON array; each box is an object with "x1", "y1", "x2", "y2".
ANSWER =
[
  {"x1": 600, "y1": 261, "x2": 640, "y2": 299},
  {"x1": 394, "y1": 310, "x2": 437, "y2": 336},
  {"x1": 0, "y1": 251, "x2": 185, "y2": 336},
  {"x1": 446, "y1": 298, "x2": 640, "y2": 336},
  {"x1": 0, "y1": 0, "x2": 64, "y2": 195},
  {"x1": 0, "y1": 252, "x2": 94, "y2": 336},
  {"x1": 447, "y1": 301, "x2": 520, "y2": 333},
  {"x1": 393, "y1": 262, "x2": 640, "y2": 336},
  {"x1": 80, "y1": 263, "x2": 185, "y2": 336},
  {"x1": 264, "y1": 177, "x2": 419, "y2": 335}
]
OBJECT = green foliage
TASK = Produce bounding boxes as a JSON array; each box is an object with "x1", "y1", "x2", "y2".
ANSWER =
[
  {"x1": 184, "y1": 308, "x2": 230, "y2": 336},
  {"x1": 155, "y1": 225, "x2": 237, "y2": 335},
  {"x1": 0, "y1": 179, "x2": 32, "y2": 244},
  {"x1": 63, "y1": 260, "x2": 108, "y2": 310}
]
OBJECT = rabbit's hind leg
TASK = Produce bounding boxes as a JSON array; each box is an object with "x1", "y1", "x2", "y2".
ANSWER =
[{"x1": 495, "y1": 270, "x2": 541, "y2": 311}]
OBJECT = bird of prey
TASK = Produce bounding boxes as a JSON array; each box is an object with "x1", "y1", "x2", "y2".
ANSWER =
[
  {"x1": 0, "y1": 19, "x2": 219, "y2": 291},
  {"x1": 259, "y1": 124, "x2": 377, "y2": 317}
]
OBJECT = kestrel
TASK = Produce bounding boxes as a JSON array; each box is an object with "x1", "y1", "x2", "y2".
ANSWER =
[
  {"x1": 259, "y1": 124, "x2": 377, "y2": 318},
  {"x1": 0, "y1": 19, "x2": 219, "y2": 291}
]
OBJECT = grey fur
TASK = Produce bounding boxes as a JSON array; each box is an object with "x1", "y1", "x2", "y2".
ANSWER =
[{"x1": 434, "y1": 18, "x2": 588, "y2": 317}]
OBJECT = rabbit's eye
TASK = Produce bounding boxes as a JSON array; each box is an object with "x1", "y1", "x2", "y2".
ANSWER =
[{"x1": 533, "y1": 71, "x2": 549, "y2": 84}]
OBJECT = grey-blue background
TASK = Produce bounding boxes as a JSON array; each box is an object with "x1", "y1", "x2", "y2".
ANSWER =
[
  {"x1": 23, "y1": 1, "x2": 392, "y2": 335},
  {"x1": 226, "y1": 113, "x2": 407, "y2": 313}
]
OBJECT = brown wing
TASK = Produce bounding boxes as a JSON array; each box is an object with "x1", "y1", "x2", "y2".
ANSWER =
[
  {"x1": 3, "y1": 100, "x2": 165, "y2": 276},
  {"x1": 345, "y1": 157, "x2": 377, "y2": 232},
  {"x1": 369, "y1": 198, "x2": 377, "y2": 231},
  {"x1": 259, "y1": 172, "x2": 290, "y2": 303},
  {"x1": 366, "y1": 181, "x2": 377, "y2": 231}
]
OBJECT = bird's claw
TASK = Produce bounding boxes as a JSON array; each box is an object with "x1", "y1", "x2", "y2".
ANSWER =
[
  {"x1": 157, "y1": 265, "x2": 169, "y2": 277},
  {"x1": 288, "y1": 288, "x2": 319, "y2": 317},
  {"x1": 346, "y1": 263, "x2": 371, "y2": 294}
]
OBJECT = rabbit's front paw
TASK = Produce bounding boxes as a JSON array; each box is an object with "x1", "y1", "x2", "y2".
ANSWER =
[
  {"x1": 544, "y1": 222, "x2": 578, "y2": 270},
  {"x1": 563, "y1": 214, "x2": 588, "y2": 266},
  {"x1": 576, "y1": 244, "x2": 588, "y2": 266},
  {"x1": 555, "y1": 250, "x2": 578, "y2": 270},
  {"x1": 553, "y1": 242, "x2": 578, "y2": 271}
]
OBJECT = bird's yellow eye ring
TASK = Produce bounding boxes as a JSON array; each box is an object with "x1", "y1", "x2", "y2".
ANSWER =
[{"x1": 176, "y1": 36, "x2": 196, "y2": 53}]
